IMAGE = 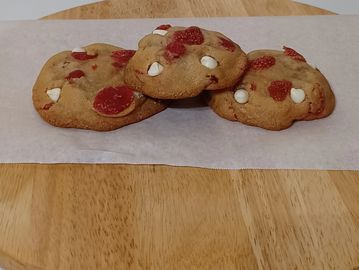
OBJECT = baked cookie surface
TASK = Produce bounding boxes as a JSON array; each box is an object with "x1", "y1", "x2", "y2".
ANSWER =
[
  {"x1": 207, "y1": 47, "x2": 335, "y2": 130},
  {"x1": 32, "y1": 43, "x2": 167, "y2": 131},
  {"x1": 124, "y1": 25, "x2": 248, "y2": 99}
]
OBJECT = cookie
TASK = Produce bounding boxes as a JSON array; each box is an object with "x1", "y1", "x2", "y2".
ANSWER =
[
  {"x1": 124, "y1": 25, "x2": 247, "y2": 99},
  {"x1": 32, "y1": 43, "x2": 168, "y2": 131},
  {"x1": 207, "y1": 47, "x2": 335, "y2": 130}
]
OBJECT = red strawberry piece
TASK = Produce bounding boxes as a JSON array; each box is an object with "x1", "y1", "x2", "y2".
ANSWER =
[
  {"x1": 250, "y1": 83, "x2": 256, "y2": 91},
  {"x1": 111, "y1": 50, "x2": 136, "y2": 68},
  {"x1": 66, "y1": 70, "x2": 85, "y2": 80},
  {"x1": 218, "y1": 37, "x2": 236, "y2": 52},
  {"x1": 173, "y1": 26, "x2": 204, "y2": 45},
  {"x1": 250, "y1": 56, "x2": 276, "y2": 70},
  {"x1": 283, "y1": 46, "x2": 306, "y2": 62},
  {"x1": 93, "y1": 86, "x2": 134, "y2": 116},
  {"x1": 156, "y1": 24, "x2": 171, "y2": 30},
  {"x1": 267, "y1": 80, "x2": 292, "y2": 101},
  {"x1": 42, "y1": 102, "x2": 54, "y2": 110},
  {"x1": 71, "y1": 52, "x2": 97, "y2": 61},
  {"x1": 164, "y1": 41, "x2": 186, "y2": 60}
]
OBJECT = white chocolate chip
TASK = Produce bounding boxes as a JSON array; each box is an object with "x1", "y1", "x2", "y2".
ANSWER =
[
  {"x1": 46, "y1": 88, "x2": 61, "y2": 102},
  {"x1": 147, "y1": 62, "x2": 164, "y2": 76},
  {"x1": 234, "y1": 89, "x2": 249, "y2": 104},
  {"x1": 290, "y1": 88, "x2": 306, "y2": 103},
  {"x1": 152, "y1": 29, "x2": 168, "y2": 36},
  {"x1": 71, "y1": 47, "x2": 86, "y2": 53},
  {"x1": 200, "y1": 56, "x2": 218, "y2": 69},
  {"x1": 307, "y1": 62, "x2": 317, "y2": 70},
  {"x1": 134, "y1": 91, "x2": 144, "y2": 98}
]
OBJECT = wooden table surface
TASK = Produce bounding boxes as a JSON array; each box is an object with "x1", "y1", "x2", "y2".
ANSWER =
[{"x1": 1, "y1": 1, "x2": 359, "y2": 269}]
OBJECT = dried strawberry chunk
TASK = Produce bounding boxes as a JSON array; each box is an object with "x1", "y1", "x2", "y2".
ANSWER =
[
  {"x1": 156, "y1": 24, "x2": 171, "y2": 30},
  {"x1": 43, "y1": 102, "x2": 54, "y2": 110},
  {"x1": 283, "y1": 46, "x2": 306, "y2": 62},
  {"x1": 267, "y1": 80, "x2": 292, "y2": 101},
  {"x1": 250, "y1": 56, "x2": 276, "y2": 71},
  {"x1": 173, "y1": 26, "x2": 204, "y2": 45},
  {"x1": 218, "y1": 37, "x2": 236, "y2": 52},
  {"x1": 111, "y1": 50, "x2": 136, "y2": 68},
  {"x1": 165, "y1": 41, "x2": 186, "y2": 60},
  {"x1": 93, "y1": 86, "x2": 134, "y2": 116},
  {"x1": 250, "y1": 83, "x2": 256, "y2": 91},
  {"x1": 66, "y1": 70, "x2": 85, "y2": 80},
  {"x1": 71, "y1": 52, "x2": 97, "y2": 61}
]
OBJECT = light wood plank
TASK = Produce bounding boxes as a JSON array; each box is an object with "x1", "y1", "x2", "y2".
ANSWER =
[
  {"x1": 1, "y1": 166, "x2": 359, "y2": 269},
  {"x1": 232, "y1": 170, "x2": 359, "y2": 269},
  {"x1": 42, "y1": 0, "x2": 334, "y2": 19},
  {"x1": 1, "y1": 165, "x2": 259, "y2": 269}
]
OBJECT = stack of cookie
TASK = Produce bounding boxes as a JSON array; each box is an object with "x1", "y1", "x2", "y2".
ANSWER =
[{"x1": 33, "y1": 24, "x2": 335, "y2": 131}]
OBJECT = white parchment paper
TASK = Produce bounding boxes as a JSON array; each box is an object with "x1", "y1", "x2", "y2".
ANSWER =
[{"x1": 0, "y1": 16, "x2": 358, "y2": 169}]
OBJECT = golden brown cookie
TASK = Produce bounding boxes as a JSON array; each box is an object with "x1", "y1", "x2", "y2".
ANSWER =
[
  {"x1": 207, "y1": 47, "x2": 335, "y2": 130},
  {"x1": 32, "y1": 43, "x2": 168, "y2": 131},
  {"x1": 124, "y1": 25, "x2": 247, "y2": 99}
]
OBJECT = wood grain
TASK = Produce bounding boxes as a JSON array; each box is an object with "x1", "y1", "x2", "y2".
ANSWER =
[
  {"x1": 43, "y1": 0, "x2": 334, "y2": 19},
  {"x1": 1, "y1": 165, "x2": 359, "y2": 269},
  {"x1": 2, "y1": 1, "x2": 358, "y2": 270}
]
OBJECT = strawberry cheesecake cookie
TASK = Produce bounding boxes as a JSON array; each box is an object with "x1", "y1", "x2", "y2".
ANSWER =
[
  {"x1": 207, "y1": 47, "x2": 335, "y2": 130},
  {"x1": 124, "y1": 25, "x2": 247, "y2": 99},
  {"x1": 32, "y1": 43, "x2": 167, "y2": 131}
]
